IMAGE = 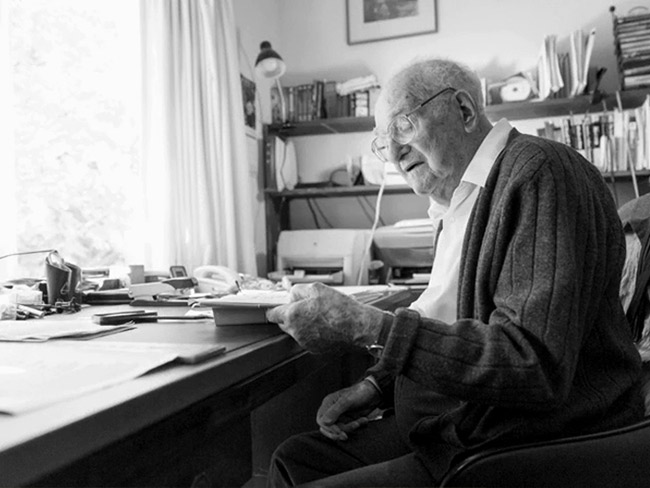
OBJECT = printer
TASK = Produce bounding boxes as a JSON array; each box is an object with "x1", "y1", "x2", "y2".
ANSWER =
[
  {"x1": 372, "y1": 219, "x2": 435, "y2": 285},
  {"x1": 273, "y1": 229, "x2": 371, "y2": 286}
]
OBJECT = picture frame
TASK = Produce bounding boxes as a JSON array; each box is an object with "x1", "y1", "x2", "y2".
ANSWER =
[
  {"x1": 346, "y1": 0, "x2": 437, "y2": 45},
  {"x1": 240, "y1": 75, "x2": 256, "y2": 137}
]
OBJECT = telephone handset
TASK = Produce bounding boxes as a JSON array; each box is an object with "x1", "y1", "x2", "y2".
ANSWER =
[{"x1": 193, "y1": 265, "x2": 240, "y2": 295}]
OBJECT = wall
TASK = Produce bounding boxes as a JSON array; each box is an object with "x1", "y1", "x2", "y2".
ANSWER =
[
  {"x1": 277, "y1": 0, "x2": 648, "y2": 92},
  {"x1": 233, "y1": 0, "x2": 282, "y2": 275},
  {"x1": 235, "y1": 0, "x2": 650, "y2": 271}
]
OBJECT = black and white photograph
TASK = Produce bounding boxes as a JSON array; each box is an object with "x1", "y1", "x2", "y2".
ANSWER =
[
  {"x1": 241, "y1": 74, "x2": 256, "y2": 135},
  {"x1": 2, "y1": 1, "x2": 650, "y2": 487},
  {"x1": 347, "y1": 0, "x2": 437, "y2": 44}
]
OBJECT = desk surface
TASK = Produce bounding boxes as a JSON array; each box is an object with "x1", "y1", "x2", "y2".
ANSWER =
[{"x1": 0, "y1": 306, "x2": 302, "y2": 486}]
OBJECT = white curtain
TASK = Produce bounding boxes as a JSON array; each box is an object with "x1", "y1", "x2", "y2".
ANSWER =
[
  {"x1": 0, "y1": 0, "x2": 19, "y2": 278},
  {"x1": 140, "y1": 0, "x2": 257, "y2": 276}
]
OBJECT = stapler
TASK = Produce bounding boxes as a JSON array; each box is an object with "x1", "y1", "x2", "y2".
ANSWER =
[{"x1": 128, "y1": 277, "x2": 198, "y2": 306}]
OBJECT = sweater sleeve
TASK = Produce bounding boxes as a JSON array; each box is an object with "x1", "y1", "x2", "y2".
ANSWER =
[{"x1": 368, "y1": 143, "x2": 637, "y2": 411}]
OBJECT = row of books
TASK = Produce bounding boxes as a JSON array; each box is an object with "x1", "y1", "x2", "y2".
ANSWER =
[
  {"x1": 270, "y1": 81, "x2": 380, "y2": 124},
  {"x1": 612, "y1": 8, "x2": 650, "y2": 90},
  {"x1": 538, "y1": 95, "x2": 650, "y2": 173}
]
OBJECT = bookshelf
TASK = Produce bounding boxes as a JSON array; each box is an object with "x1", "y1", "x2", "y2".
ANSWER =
[
  {"x1": 267, "y1": 88, "x2": 650, "y2": 136},
  {"x1": 261, "y1": 88, "x2": 650, "y2": 273}
]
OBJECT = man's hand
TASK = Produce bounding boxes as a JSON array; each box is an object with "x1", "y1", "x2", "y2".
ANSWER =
[
  {"x1": 317, "y1": 380, "x2": 381, "y2": 441},
  {"x1": 266, "y1": 282, "x2": 386, "y2": 354}
]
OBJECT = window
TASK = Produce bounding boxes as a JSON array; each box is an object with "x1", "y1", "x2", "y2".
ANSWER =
[{"x1": 5, "y1": 0, "x2": 143, "y2": 277}]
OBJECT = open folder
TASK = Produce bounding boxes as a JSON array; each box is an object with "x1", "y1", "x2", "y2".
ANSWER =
[{"x1": 197, "y1": 286, "x2": 410, "y2": 326}]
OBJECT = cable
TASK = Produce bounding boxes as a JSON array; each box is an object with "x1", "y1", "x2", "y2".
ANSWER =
[
  {"x1": 361, "y1": 195, "x2": 386, "y2": 226},
  {"x1": 356, "y1": 196, "x2": 374, "y2": 223},
  {"x1": 0, "y1": 249, "x2": 58, "y2": 261},
  {"x1": 356, "y1": 166, "x2": 388, "y2": 285},
  {"x1": 305, "y1": 199, "x2": 322, "y2": 228},
  {"x1": 311, "y1": 199, "x2": 334, "y2": 228}
]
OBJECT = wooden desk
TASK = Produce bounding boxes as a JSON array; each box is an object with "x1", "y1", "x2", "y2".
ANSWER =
[
  {"x1": 0, "y1": 306, "x2": 361, "y2": 487},
  {"x1": 1, "y1": 288, "x2": 420, "y2": 487}
]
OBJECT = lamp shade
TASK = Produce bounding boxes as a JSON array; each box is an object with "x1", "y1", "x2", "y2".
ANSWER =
[{"x1": 255, "y1": 41, "x2": 286, "y2": 79}]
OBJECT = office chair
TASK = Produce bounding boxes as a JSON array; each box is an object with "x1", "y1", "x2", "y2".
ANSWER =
[
  {"x1": 440, "y1": 409, "x2": 650, "y2": 487},
  {"x1": 440, "y1": 195, "x2": 650, "y2": 487}
]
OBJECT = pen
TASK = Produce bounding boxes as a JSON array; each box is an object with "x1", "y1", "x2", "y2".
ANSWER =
[
  {"x1": 92, "y1": 311, "x2": 212, "y2": 325},
  {"x1": 135, "y1": 315, "x2": 213, "y2": 322}
]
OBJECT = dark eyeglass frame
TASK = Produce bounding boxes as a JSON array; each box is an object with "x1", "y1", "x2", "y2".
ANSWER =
[{"x1": 371, "y1": 86, "x2": 457, "y2": 163}]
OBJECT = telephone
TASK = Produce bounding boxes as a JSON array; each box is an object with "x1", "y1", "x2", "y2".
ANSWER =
[{"x1": 193, "y1": 265, "x2": 240, "y2": 295}]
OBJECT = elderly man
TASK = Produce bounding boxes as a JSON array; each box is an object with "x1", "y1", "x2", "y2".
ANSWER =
[{"x1": 266, "y1": 58, "x2": 644, "y2": 487}]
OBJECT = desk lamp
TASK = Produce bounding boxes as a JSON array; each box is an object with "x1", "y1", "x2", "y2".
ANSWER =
[{"x1": 255, "y1": 41, "x2": 287, "y2": 124}]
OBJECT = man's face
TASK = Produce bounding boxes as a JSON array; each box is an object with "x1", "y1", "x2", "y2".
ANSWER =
[{"x1": 374, "y1": 87, "x2": 464, "y2": 201}]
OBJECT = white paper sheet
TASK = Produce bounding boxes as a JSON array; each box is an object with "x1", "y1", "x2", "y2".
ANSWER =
[
  {"x1": 0, "y1": 319, "x2": 134, "y2": 341},
  {"x1": 0, "y1": 342, "x2": 177, "y2": 414}
]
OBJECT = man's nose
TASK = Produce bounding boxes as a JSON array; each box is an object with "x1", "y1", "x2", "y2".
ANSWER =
[{"x1": 387, "y1": 139, "x2": 410, "y2": 166}]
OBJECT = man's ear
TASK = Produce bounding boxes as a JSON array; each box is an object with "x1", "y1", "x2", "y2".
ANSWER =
[{"x1": 454, "y1": 90, "x2": 479, "y2": 132}]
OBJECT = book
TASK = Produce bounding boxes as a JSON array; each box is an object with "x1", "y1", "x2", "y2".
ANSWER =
[
  {"x1": 211, "y1": 304, "x2": 274, "y2": 326},
  {"x1": 198, "y1": 291, "x2": 289, "y2": 326},
  {"x1": 287, "y1": 86, "x2": 296, "y2": 122},
  {"x1": 196, "y1": 286, "x2": 410, "y2": 326},
  {"x1": 368, "y1": 86, "x2": 381, "y2": 116},
  {"x1": 323, "y1": 80, "x2": 338, "y2": 118}
]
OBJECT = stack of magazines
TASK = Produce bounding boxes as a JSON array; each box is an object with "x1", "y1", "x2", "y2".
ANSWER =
[{"x1": 612, "y1": 6, "x2": 650, "y2": 90}]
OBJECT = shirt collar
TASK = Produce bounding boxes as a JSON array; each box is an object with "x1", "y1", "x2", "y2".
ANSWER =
[
  {"x1": 461, "y1": 118, "x2": 512, "y2": 187},
  {"x1": 426, "y1": 118, "x2": 512, "y2": 219}
]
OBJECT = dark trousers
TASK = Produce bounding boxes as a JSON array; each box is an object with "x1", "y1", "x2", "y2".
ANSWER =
[{"x1": 266, "y1": 413, "x2": 438, "y2": 488}]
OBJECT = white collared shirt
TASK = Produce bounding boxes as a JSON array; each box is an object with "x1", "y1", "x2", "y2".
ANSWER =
[{"x1": 409, "y1": 119, "x2": 513, "y2": 323}]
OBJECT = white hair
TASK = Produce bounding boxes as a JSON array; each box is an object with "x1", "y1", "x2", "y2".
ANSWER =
[{"x1": 385, "y1": 57, "x2": 485, "y2": 114}]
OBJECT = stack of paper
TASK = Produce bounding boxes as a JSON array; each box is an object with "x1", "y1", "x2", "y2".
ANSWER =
[
  {"x1": 0, "y1": 340, "x2": 226, "y2": 414},
  {"x1": 613, "y1": 10, "x2": 650, "y2": 89},
  {"x1": 0, "y1": 342, "x2": 175, "y2": 414},
  {"x1": 569, "y1": 28, "x2": 596, "y2": 97},
  {"x1": 537, "y1": 35, "x2": 564, "y2": 100},
  {"x1": 0, "y1": 320, "x2": 134, "y2": 342}
]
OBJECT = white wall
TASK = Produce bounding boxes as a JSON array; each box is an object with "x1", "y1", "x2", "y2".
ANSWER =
[
  {"x1": 234, "y1": 0, "x2": 650, "y2": 269},
  {"x1": 233, "y1": 0, "x2": 282, "y2": 274},
  {"x1": 276, "y1": 0, "x2": 647, "y2": 92}
]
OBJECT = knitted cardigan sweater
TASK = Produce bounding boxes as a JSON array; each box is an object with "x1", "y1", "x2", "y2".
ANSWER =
[{"x1": 367, "y1": 130, "x2": 644, "y2": 476}]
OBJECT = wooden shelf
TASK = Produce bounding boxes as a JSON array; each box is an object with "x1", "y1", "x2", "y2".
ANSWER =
[
  {"x1": 268, "y1": 116, "x2": 374, "y2": 136},
  {"x1": 266, "y1": 171, "x2": 650, "y2": 201},
  {"x1": 267, "y1": 88, "x2": 650, "y2": 137},
  {"x1": 603, "y1": 169, "x2": 650, "y2": 180},
  {"x1": 265, "y1": 185, "x2": 412, "y2": 199}
]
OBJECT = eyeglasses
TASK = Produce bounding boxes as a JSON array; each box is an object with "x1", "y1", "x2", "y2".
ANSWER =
[{"x1": 371, "y1": 86, "x2": 457, "y2": 163}]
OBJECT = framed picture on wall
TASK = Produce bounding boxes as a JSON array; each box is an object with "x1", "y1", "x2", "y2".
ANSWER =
[
  {"x1": 240, "y1": 74, "x2": 256, "y2": 137},
  {"x1": 346, "y1": 0, "x2": 437, "y2": 45}
]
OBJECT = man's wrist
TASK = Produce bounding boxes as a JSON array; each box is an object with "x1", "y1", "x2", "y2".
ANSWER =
[
  {"x1": 365, "y1": 343, "x2": 384, "y2": 360},
  {"x1": 376, "y1": 311, "x2": 394, "y2": 346},
  {"x1": 363, "y1": 374, "x2": 382, "y2": 396},
  {"x1": 363, "y1": 311, "x2": 394, "y2": 361},
  {"x1": 356, "y1": 308, "x2": 394, "y2": 348}
]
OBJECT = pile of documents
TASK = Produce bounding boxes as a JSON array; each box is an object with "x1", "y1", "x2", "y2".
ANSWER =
[
  {"x1": 0, "y1": 341, "x2": 209, "y2": 414},
  {"x1": 537, "y1": 28, "x2": 595, "y2": 100},
  {"x1": 612, "y1": 9, "x2": 650, "y2": 89},
  {"x1": 0, "y1": 318, "x2": 225, "y2": 414}
]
